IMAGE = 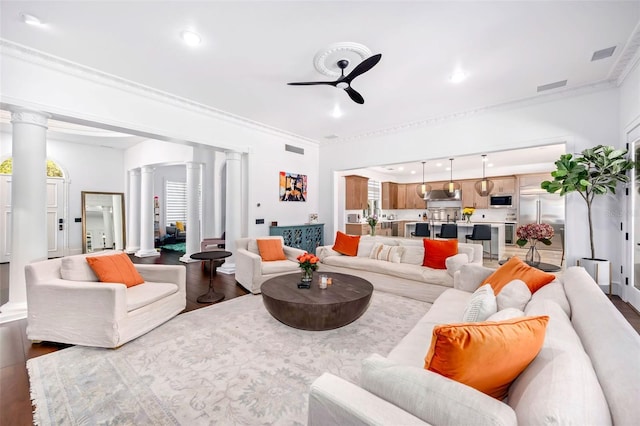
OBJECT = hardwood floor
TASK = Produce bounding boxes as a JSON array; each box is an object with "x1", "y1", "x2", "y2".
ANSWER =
[
  {"x1": 0, "y1": 249, "x2": 639, "y2": 426},
  {"x1": 0, "y1": 250, "x2": 248, "y2": 426}
]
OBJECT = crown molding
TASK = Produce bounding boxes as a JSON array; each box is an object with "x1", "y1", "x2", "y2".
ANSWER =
[
  {"x1": 0, "y1": 39, "x2": 319, "y2": 146},
  {"x1": 613, "y1": 20, "x2": 640, "y2": 86},
  {"x1": 329, "y1": 80, "x2": 617, "y2": 145}
]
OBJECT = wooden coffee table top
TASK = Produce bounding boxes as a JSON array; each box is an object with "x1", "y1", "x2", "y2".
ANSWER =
[{"x1": 261, "y1": 272, "x2": 373, "y2": 330}]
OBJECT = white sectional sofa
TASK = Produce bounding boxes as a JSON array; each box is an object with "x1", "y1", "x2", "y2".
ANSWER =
[
  {"x1": 308, "y1": 265, "x2": 640, "y2": 425},
  {"x1": 316, "y1": 236, "x2": 483, "y2": 303}
]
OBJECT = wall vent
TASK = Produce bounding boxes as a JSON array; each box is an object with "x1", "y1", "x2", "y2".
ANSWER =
[
  {"x1": 591, "y1": 46, "x2": 616, "y2": 61},
  {"x1": 285, "y1": 144, "x2": 304, "y2": 155},
  {"x1": 537, "y1": 80, "x2": 567, "y2": 92}
]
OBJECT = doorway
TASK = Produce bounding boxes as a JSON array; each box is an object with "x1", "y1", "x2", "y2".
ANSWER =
[{"x1": 630, "y1": 137, "x2": 640, "y2": 311}]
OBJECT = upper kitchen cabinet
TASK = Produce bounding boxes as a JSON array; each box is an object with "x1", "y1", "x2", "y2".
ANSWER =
[
  {"x1": 405, "y1": 183, "x2": 427, "y2": 210},
  {"x1": 396, "y1": 183, "x2": 407, "y2": 208},
  {"x1": 492, "y1": 176, "x2": 516, "y2": 194},
  {"x1": 381, "y1": 182, "x2": 398, "y2": 209},
  {"x1": 461, "y1": 179, "x2": 489, "y2": 209},
  {"x1": 345, "y1": 175, "x2": 369, "y2": 210}
]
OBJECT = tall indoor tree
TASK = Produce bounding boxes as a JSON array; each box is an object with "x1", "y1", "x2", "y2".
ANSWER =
[{"x1": 541, "y1": 145, "x2": 634, "y2": 260}]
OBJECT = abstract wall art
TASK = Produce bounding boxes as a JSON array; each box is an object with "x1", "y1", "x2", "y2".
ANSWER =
[{"x1": 279, "y1": 171, "x2": 307, "y2": 202}]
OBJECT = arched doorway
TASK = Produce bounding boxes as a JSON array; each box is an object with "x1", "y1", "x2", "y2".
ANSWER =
[{"x1": 0, "y1": 157, "x2": 67, "y2": 262}]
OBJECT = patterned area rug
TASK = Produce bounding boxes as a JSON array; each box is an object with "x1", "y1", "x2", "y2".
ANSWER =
[
  {"x1": 160, "y1": 242, "x2": 186, "y2": 253},
  {"x1": 28, "y1": 291, "x2": 430, "y2": 425}
]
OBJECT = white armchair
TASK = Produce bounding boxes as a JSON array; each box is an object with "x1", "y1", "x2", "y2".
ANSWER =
[
  {"x1": 25, "y1": 252, "x2": 186, "y2": 348},
  {"x1": 235, "y1": 236, "x2": 307, "y2": 294}
]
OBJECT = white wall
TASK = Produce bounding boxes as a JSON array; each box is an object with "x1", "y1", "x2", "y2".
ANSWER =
[
  {"x1": 1, "y1": 46, "x2": 320, "y2": 240},
  {"x1": 320, "y1": 88, "x2": 620, "y2": 276},
  {"x1": 1, "y1": 131, "x2": 124, "y2": 253}
]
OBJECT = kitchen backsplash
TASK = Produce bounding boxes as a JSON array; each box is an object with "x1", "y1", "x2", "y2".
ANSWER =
[{"x1": 345, "y1": 208, "x2": 517, "y2": 222}]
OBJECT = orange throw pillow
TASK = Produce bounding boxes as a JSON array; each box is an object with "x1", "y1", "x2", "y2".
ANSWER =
[
  {"x1": 482, "y1": 256, "x2": 555, "y2": 294},
  {"x1": 424, "y1": 316, "x2": 549, "y2": 400},
  {"x1": 423, "y1": 238, "x2": 458, "y2": 269},
  {"x1": 86, "y1": 252, "x2": 145, "y2": 288},
  {"x1": 333, "y1": 231, "x2": 360, "y2": 256},
  {"x1": 256, "y1": 239, "x2": 287, "y2": 261}
]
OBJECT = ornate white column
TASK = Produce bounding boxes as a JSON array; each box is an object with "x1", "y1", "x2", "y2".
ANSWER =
[
  {"x1": 218, "y1": 151, "x2": 242, "y2": 274},
  {"x1": 135, "y1": 166, "x2": 159, "y2": 257},
  {"x1": 0, "y1": 109, "x2": 49, "y2": 324},
  {"x1": 199, "y1": 148, "x2": 216, "y2": 239},
  {"x1": 180, "y1": 161, "x2": 201, "y2": 263},
  {"x1": 125, "y1": 169, "x2": 141, "y2": 253}
]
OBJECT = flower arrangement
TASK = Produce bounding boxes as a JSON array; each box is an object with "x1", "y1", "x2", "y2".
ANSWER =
[
  {"x1": 296, "y1": 252, "x2": 319, "y2": 273},
  {"x1": 366, "y1": 215, "x2": 378, "y2": 228},
  {"x1": 462, "y1": 207, "x2": 475, "y2": 221},
  {"x1": 516, "y1": 223, "x2": 554, "y2": 248}
]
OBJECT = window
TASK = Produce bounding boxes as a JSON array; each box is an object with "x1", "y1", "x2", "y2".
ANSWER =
[
  {"x1": 0, "y1": 158, "x2": 64, "y2": 177},
  {"x1": 165, "y1": 180, "x2": 186, "y2": 226},
  {"x1": 368, "y1": 179, "x2": 381, "y2": 213}
]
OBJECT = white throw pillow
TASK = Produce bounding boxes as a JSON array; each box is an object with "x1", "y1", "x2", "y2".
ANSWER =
[
  {"x1": 445, "y1": 253, "x2": 469, "y2": 277},
  {"x1": 496, "y1": 279, "x2": 532, "y2": 311},
  {"x1": 400, "y1": 245, "x2": 424, "y2": 265},
  {"x1": 357, "y1": 238, "x2": 377, "y2": 257},
  {"x1": 487, "y1": 308, "x2": 525, "y2": 322},
  {"x1": 462, "y1": 284, "x2": 497, "y2": 322},
  {"x1": 369, "y1": 243, "x2": 404, "y2": 263}
]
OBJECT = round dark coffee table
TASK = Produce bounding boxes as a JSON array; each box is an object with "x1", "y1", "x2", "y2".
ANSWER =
[
  {"x1": 190, "y1": 250, "x2": 232, "y2": 303},
  {"x1": 261, "y1": 272, "x2": 373, "y2": 331}
]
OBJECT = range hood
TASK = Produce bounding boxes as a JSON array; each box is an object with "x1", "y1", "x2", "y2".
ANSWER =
[{"x1": 426, "y1": 189, "x2": 461, "y2": 201}]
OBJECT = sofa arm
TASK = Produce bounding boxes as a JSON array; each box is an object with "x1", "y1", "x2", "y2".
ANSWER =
[
  {"x1": 235, "y1": 248, "x2": 263, "y2": 293},
  {"x1": 308, "y1": 373, "x2": 428, "y2": 426},
  {"x1": 445, "y1": 253, "x2": 469, "y2": 277},
  {"x1": 134, "y1": 264, "x2": 186, "y2": 294},
  {"x1": 284, "y1": 245, "x2": 307, "y2": 262}
]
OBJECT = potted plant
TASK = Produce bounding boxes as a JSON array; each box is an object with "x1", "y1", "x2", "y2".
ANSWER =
[{"x1": 541, "y1": 145, "x2": 633, "y2": 288}]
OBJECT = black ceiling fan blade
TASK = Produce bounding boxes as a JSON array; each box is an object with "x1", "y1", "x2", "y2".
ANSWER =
[
  {"x1": 287, "y1": 81, "x2": 337, "y2": 86},
  {"x1": 343, "y1": 53, "x2": 382, "y2": 83},
  {"x1": 344, "y1": 87, "x2": 365, "y2": 104}
]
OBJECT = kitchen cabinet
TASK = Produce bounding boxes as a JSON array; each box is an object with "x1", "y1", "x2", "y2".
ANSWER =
[
  {"x1": 492, "y1": 176, "x2": 516, "y2": 194},
  {"x1": 345, "y1": 175, "x2": 368, "y2": 210},
  {"x1": 461, "y1": 179, "x2": 489, "y2": 209},
  {"x1": 345, "y1": 223, "x2": 391, "y2": 236},
  {"x1": 396, "y1": 183, "x2": 407, "y2": 209},
  {"x1": 381, "y1": 182, "x2": 398, "y2": 209},
  {"x1": 405, "y1": 183, "x2": 427, "y2": 210}
]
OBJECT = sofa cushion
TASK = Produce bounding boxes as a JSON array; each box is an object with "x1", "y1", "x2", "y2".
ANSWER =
[
  {"x1": 487, "y1": 308, "x2": 525, "y2": 321},
  {"x1": 400, "y1": 245, "x2": 424, "y2": 265},
  {"x1": 361, "y1": 354, "x2": 518, "y2": 426},
  {"x1": 455, "y1": 264, "x2": 495, "y2": 292},
  {"x1": 60, "y1": 250, "x2": 116, "y2": 281},
  {"x1": 333, "y1": 231, "x2": 360, "y2": 256},
  {"x1": 445, "y1": 253, "x2": 469, "y2": 276},
  {"x1": 357, "y1": 238, "x2": 378, "y2": 257},
  {"x1": 482, "y1": 256, "x2": 555, "y2": 294},
  {"x1": 261, "y1": 260, "x2": 300, "y2": 275},
  {"x1": 462, "y1": 284, "x2": 497, "y2": 322},
  {"x1": 424, "y1": 315, "x2": 549, "y2": 400},
  {"x1": 369, "y1": 243, "x2": 404, "y2": 263},
  {"x1": 126, "y1": 282, "x2": 178, "y2": 312},
  {"x1": 423, "y1": 239, "x2": 458, "y2": 269},
  {"x1": 526, "y1": 279, "x2": 570, "y2": 317},
  {"x1": 508, "y1": 299, "x2": 612, "y2": 425},
  {"x1": 86, "y1": 252, "x2": 145, "y2": 288},
  {"x1": 256, "y1": 238, "x2": 287, "y2": 261},
  {"x1": 496, "y1": 279, "x2": 531, "y2": 311}
]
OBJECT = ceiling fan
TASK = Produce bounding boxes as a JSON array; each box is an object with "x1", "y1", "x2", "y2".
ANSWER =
[{"x1": 287, "y1": 53, "x2": 382, "y2": 104}]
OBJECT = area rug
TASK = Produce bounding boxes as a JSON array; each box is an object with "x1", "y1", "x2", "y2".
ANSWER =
[
  {"x1": 27, "y1": 291, "x2": 431, "y2": 425},
  {"x1": 160, "y1": 242, "x2": 186, "y2": 253}
]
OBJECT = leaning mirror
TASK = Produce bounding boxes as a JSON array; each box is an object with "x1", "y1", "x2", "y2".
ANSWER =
[{"x1": 81, "y1": 191, "x2": 126, "y2": 253}]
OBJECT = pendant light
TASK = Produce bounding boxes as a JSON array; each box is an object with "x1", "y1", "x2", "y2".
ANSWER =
[
  {"x1": 415, "y1": 161, "x2": 432, "y2": 200},
  {"x1": 443, "y1": 158, "x2": 461, "y2": 197},
  {"x1": 474, "y1": 154, "x2": 494, "y2": 196}
]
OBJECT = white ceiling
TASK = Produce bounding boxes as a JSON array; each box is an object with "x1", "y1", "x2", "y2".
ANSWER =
[{"x1": 0, "y1": 1, "x2": 638, "y2": 176}]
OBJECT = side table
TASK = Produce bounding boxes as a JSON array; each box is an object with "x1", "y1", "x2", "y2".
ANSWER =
[{"x1": 190, "y1": 250, "x2": 232, "y2": 303}]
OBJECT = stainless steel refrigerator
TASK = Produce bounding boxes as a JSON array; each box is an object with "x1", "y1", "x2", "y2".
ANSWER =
[{"x1": 518, "y1": 187, "x2": 565, "y2": 252}]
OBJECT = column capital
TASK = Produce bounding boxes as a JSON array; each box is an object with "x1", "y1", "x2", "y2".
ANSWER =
[
  {"x1": 140, "y1": 165, "x2": 154, "y2": 173},
  {"x1": 10, "y1": 109, "x2": 51, "y2": 129},
  {"x1": 225, "y1": 151, "x2": 242, "y2": 161},
  {"x1": 129, "y1": 168, "x2": 141, "y2": 177}
]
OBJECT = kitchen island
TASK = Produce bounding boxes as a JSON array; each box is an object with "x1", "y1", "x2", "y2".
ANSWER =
[{"x1": 403, "y1": 221, "x2": 505, "y2": 260}]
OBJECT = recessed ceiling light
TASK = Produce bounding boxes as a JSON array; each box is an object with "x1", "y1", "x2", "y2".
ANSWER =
[
  {"x1": 436, "y1": 162, "x2": 442, "y2": 167},
  {"x1": 21, "y1": 13, "x2": 42, "y2": 26},
  {"x1": 181, "y1": 30, "x2": 201, "y2": 46},
  {"x1": 449, "y1": 69, "x2": 467, "y2": 84},
  {"x1": 488, "y1": 163, "x2": 494, "y2": 167},
  {"x1": 398, "y1": 166, "x2": 404, "y2": 171},
  {"x1": 446, "y1": 167, "x2": 451, "y2": 171},
  {"x1": 411, "y1": 170, "x2": 416, "y2": 174},
  {"x1": 331, "y1": 104, "x2": 343, "y2": 118}
]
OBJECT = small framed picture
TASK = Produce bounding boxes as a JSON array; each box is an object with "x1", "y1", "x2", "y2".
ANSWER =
[{"x1": 309, "y1": 213, "x2": 318, "y2": 224}]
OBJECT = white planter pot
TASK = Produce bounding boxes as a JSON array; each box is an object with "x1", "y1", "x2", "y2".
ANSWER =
[{"x1": 577, "y1": 258, "x2": 611, "y2": 295}]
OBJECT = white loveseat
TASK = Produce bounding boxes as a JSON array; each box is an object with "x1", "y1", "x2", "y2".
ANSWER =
[
  {"x1": 308, "y1": 265, "x2": 640, "y2": 425},
  {"x1": 235, "y1": 236, "x2": 307, "y2": 294},
  {"x1": 25, "y1": 252, "x2": 186, "y2": 348},
  {"x1": 316, "y1": 236, "x2": 483, "y2": 303}
]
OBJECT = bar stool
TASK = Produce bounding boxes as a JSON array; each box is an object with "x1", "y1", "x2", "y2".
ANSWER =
[
  {"x1": 411, "y1": 222, "x2": 430, "y2": 238},
  {"x1": 436, "y1": 223, "x2": 458, "y2": 239},
  {"x1": 465, "y1": 224, "x2": 493, "y2": 259}
]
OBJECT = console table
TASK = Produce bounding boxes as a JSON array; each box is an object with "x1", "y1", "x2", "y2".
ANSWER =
[{"x1": 269, "y1": 223, "x2": 324, "y2": 254}]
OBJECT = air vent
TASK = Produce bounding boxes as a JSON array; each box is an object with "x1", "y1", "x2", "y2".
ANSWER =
[
  {"x1": 285, "y1": 144, "x2": 304, "y2": 155},
  {"x1": 537, "y1": 80, "x2": 567, "y2": 92},
  {"x1": 324, "y1": 134, "x2": 339, "y2": 139},
  {"x1": 591, "y1": 46, "x2": 616, "y2": 61}
]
